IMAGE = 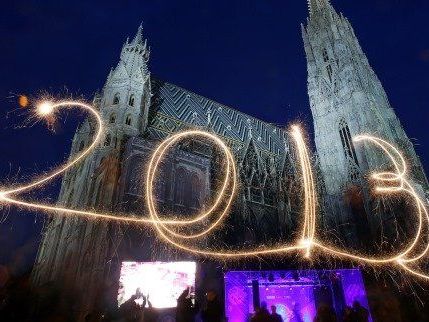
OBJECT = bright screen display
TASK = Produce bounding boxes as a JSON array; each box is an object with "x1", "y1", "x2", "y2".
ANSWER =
[{"x1": 117, "y1": 261, "x2": 196, "y2": 308}]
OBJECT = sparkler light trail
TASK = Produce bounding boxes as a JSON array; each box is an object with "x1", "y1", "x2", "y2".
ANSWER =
[{"x1": 0, "y1": 99, "x2": 429, "y2": 279}]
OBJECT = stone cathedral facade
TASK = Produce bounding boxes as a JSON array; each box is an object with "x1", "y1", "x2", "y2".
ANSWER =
[{"x1": 31, "y1": 0, "x2": 428, "y2": 319}]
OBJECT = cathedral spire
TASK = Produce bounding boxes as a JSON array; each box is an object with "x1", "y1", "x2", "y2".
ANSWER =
[
  {"x1": 308, "y1": 0, "x2": 331, "y2": 15},
  {"x1": 131, "y1": 23, "x2": 144, "y2": 45}
]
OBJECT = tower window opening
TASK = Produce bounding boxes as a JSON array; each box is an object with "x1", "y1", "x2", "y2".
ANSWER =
[
  {"x1": 125, "y1": 115, "x2": 132, "y2": 126},
  {"x1": 339, "y1": 120, "x2": 359, "y2": 166},
  {"x1": 104, "y1": 134, "x2": 111, "y2": 147},
  {"x1": 113, "y1": 93, "x2": 120, "y2": 105},
  {"x1": 109, "y1": 114, "x2": 116, "y2": 124},
  {"x1": 128, "y1": 94, "x2": 135, "y2": 107},
  {"x1": 327, "y1": 65, "x2": 333, "y2": 83},
  {"x1": 322, "y1": 48, "x2": 329, "y2": 62}
]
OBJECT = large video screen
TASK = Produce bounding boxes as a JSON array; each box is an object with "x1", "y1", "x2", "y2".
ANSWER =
[{"x1": 117, "y1": 261, "x2": 196, "y2": 309}]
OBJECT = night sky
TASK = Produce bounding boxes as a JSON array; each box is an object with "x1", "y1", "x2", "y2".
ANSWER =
[{"x1": 1, "y1": 0, "x2": 429, "y2": 275}]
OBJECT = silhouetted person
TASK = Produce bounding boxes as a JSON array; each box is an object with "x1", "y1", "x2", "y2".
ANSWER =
[
  {"x1": 176, "y1": 288, "x2": 198, "y2": 322},
  {"x1": 119, "y1": 293, "x2": 141, "y2": 322},
  {"x1": 270, "y1": 305, "x2": 283, "y2": 322},
  {"x1": 314, "y1": 304, "x2": 337, "y2": 322},
  {"x1": 201, "y1": 290, "x2": 223, "y2": 322},
  {"x1": 353, "y1": 301, "x2": 369, "y2": 322},
  {"x1": 251, "y1": 302, "x2": 271, "y2": 322}
]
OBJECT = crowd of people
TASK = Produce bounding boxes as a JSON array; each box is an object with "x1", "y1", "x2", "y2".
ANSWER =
[
  {"x1": 250, "y1": 301, "x2": 369, "y2": 322},
  {"x1": 0, "y1": 274, "x2": 371, "y2": 322},
  {"x1": 109, "y1": 287, "x2": 223, "y2": 322}
]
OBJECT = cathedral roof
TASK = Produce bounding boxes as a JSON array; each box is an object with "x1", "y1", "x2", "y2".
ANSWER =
[{"x1": 147, "y1": 78, "x2": 288, "y2": 157}]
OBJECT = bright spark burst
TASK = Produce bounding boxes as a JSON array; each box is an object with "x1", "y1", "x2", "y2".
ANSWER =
[
  {"x1": 1, "y1": 99, "x2": 429, "y2": 280},
  {"x1": 36, "y1": 101, "x2": 55, "y2": 116}
]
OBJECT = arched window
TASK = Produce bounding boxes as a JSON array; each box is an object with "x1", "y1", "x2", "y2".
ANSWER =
[
  {"x1": 109, "y1": 114, "x2": 116, "y2": 124},
  {"x1": 78, "y1": 141, "x2": 85, "y2": 152},
  {"x1": 104, "y1": 134, "x2": 111, "y2": 146},
  {"x1": 339, "y1": 119, "x2": 359, "y2": 166},
  {"x1": 113, "y1": 93, "x2": 120, "y2": 105},
  {"x1": 128, "y1": 94, "x2": 135, "y2": 107},
  {"x1": 175, "y1": 168, "x2": 186, "y2": 206},
  {"x1": 125, "y1": 115, "x2": 132, "y2": 126}
]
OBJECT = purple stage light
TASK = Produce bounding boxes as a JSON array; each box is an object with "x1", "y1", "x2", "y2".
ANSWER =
[{"x1": 224, "y1": 269, "x2": 372, "y2": 322}]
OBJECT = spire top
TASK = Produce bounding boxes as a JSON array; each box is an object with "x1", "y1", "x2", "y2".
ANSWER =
[
  {"x1": 131, "y1": 23, "x2": 144, "y2": 45},
  {"x1": 308, "y1": 0, "x2": 331, "y2": 15}
]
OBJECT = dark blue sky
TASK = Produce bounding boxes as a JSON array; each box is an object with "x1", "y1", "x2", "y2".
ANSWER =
[{"x1": 1, "y1": 0, "x2": 429, "y2": 273}]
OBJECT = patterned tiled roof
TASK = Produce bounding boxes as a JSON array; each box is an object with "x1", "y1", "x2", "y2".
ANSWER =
[{"x1": 147, "y1": 78, "x2": 288, "y2": 156}]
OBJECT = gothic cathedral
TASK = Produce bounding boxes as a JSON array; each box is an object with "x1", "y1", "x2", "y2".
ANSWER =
[{"x1": 31, "y1": 0, "x2": 428, "y2": 319}]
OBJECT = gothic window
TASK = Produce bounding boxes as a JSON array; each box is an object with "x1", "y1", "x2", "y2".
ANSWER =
[
  {"x1": 327, "y1": 65, "x2": 333, "y2": 83},
  {"x1": 339, "y1": 119, "x2": 359, "y2": 166},
  {"x1": 78, "y1": 141, "x2": 85, "y2": 152},
  {"x1": 243, "y1": 143, "x2": 258, "y2": 179},
  {"x1": 263, "y1": 175, "x2": 276, "y2": 206},
  {"x1": 241, "y1": 142, "x2": 260, "y2": 201},
  {"x1": 322, "y1": 48, "x2": 329, "y2": 62},
  {"x1": 250, "y1": 172, "x2": 262, "y2": 202},
  {"x1": 113, "y1": 93, "x2": 120, "y2": 105},
  {"x1": 109, "y1": 114, "x2": 116, "y2": 124},
  {"x1": 348, "y1": 160, "x2": 360, "y2": 182},
  {"x1": 128, "y1": 94, "x2": 135, "y2": 107},
  {"x1": 104, "y1": 133, "x2": 111, "y2": 146},
  {"x1": 125, "y1": 115, "x2": 132, "y2": 126},
  {"x1": 175, "y1": 167, "x2": 186, "y2": 206}
]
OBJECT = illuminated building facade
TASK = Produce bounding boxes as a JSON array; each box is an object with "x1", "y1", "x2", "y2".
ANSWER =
[
  {"x1": 31, "y1": 0, "x2": 427, "y2": 319},
  {"x1": 302, "y1": 0, "x2": 428, "y2": 247}
]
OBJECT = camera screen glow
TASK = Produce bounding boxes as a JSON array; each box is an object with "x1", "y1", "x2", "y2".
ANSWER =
[{"x1": 117, "y1": 261, "x2": 196, "y2": 308}]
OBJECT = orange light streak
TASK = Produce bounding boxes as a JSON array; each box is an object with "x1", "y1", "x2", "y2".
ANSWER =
[{"x1": 0, "y1": 100, "x2": 428, "y2": 279}]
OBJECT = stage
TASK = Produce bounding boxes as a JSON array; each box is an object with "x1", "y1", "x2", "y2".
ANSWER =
[{"x1": 224, "y1": 269, "x2": 371, "y2": 322}]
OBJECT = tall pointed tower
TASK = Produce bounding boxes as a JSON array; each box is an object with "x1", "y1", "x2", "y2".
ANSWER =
[
  {"x1": 31, "y1": 25, "x2": 152, "y2": 320},
  {"x1": 302, "y1": 1, "x2": 428, "y2": 239}
]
